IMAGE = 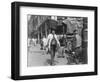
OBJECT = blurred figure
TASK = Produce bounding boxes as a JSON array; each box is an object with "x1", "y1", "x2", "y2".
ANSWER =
[
  {"x1": 28, "y1": 38, "x2": 34, "y2": 53},
  {"x1": 40, "y1": 37, "x2": 43, "y2": 50},
  {"x1": 47, "y1": 30, "x2": 60, "y2": 50},
  {"x1": 57, "y1": 34, "x2": 67, "y2": 58},
  {"x1": 73, "y1": 30, "x2": 82, "y2": 64},
  {"x1": 32, "y1": 38, "x2": 37, "y2": 46},
  {"x1": 46, "y1": 30, "x2": 60, "y2": 65},
  {"x1": 42, "y1": 36, "x2": 47, "y2": 50},
  {"x1": 73, "y1": 30, "x2": 82, "y2": 48}
]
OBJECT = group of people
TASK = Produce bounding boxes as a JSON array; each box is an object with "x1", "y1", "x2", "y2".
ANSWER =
[
  {"x1": 41, "y1": 30, "x2": 60, "y2": 51},
  {"x1": 65, "y1": 30, "x2": 82, "y2": 64},
  {"x1": 40, "y1": 30, "x2": 82, "y2": 65},
  {"x1": 28, "y1": 29, "x2": 82, "y2": 65},
  {"x1": 28, "y1": 37, "x2": 37, "y2": 52},
  {"x1": 41, "y1": 30, "x2": 82, "y2": 51}
]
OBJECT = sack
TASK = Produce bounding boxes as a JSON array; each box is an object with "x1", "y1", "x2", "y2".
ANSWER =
[{"x1": 51, "y1": 35, "x2": 57, "y2": 46}]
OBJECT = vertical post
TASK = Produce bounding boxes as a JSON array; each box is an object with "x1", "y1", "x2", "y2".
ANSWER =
[
  {"x1": 41, "y1": 26, "x2": 43, "y2": 38},
  {"x1": 37, "y1": 31, "x2": 39, "y2": 44},
  {"x1": 45, "y1": 23, "x2": 47, "y2": 38},
  {"x1": 63, "y1": 25, "x2": 64, "y2": 36}
]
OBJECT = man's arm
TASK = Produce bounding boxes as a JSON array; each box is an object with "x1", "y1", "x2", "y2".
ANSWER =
[
  {"x1": 55, "y1": 35, "x2": 60, "y2": 46},
  {"x1": 46, "y1": 34, "x2": 50, "y2": 46}
]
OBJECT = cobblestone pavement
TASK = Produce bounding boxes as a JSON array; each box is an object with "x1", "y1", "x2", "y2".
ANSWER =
[{"x1": 27, "y1": 44, "x2": 68, "y2": 67}]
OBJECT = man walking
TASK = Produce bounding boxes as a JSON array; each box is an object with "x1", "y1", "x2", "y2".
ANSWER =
[{"x1": 46, "y1": 30, "x2": 60, "y2": 65}]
